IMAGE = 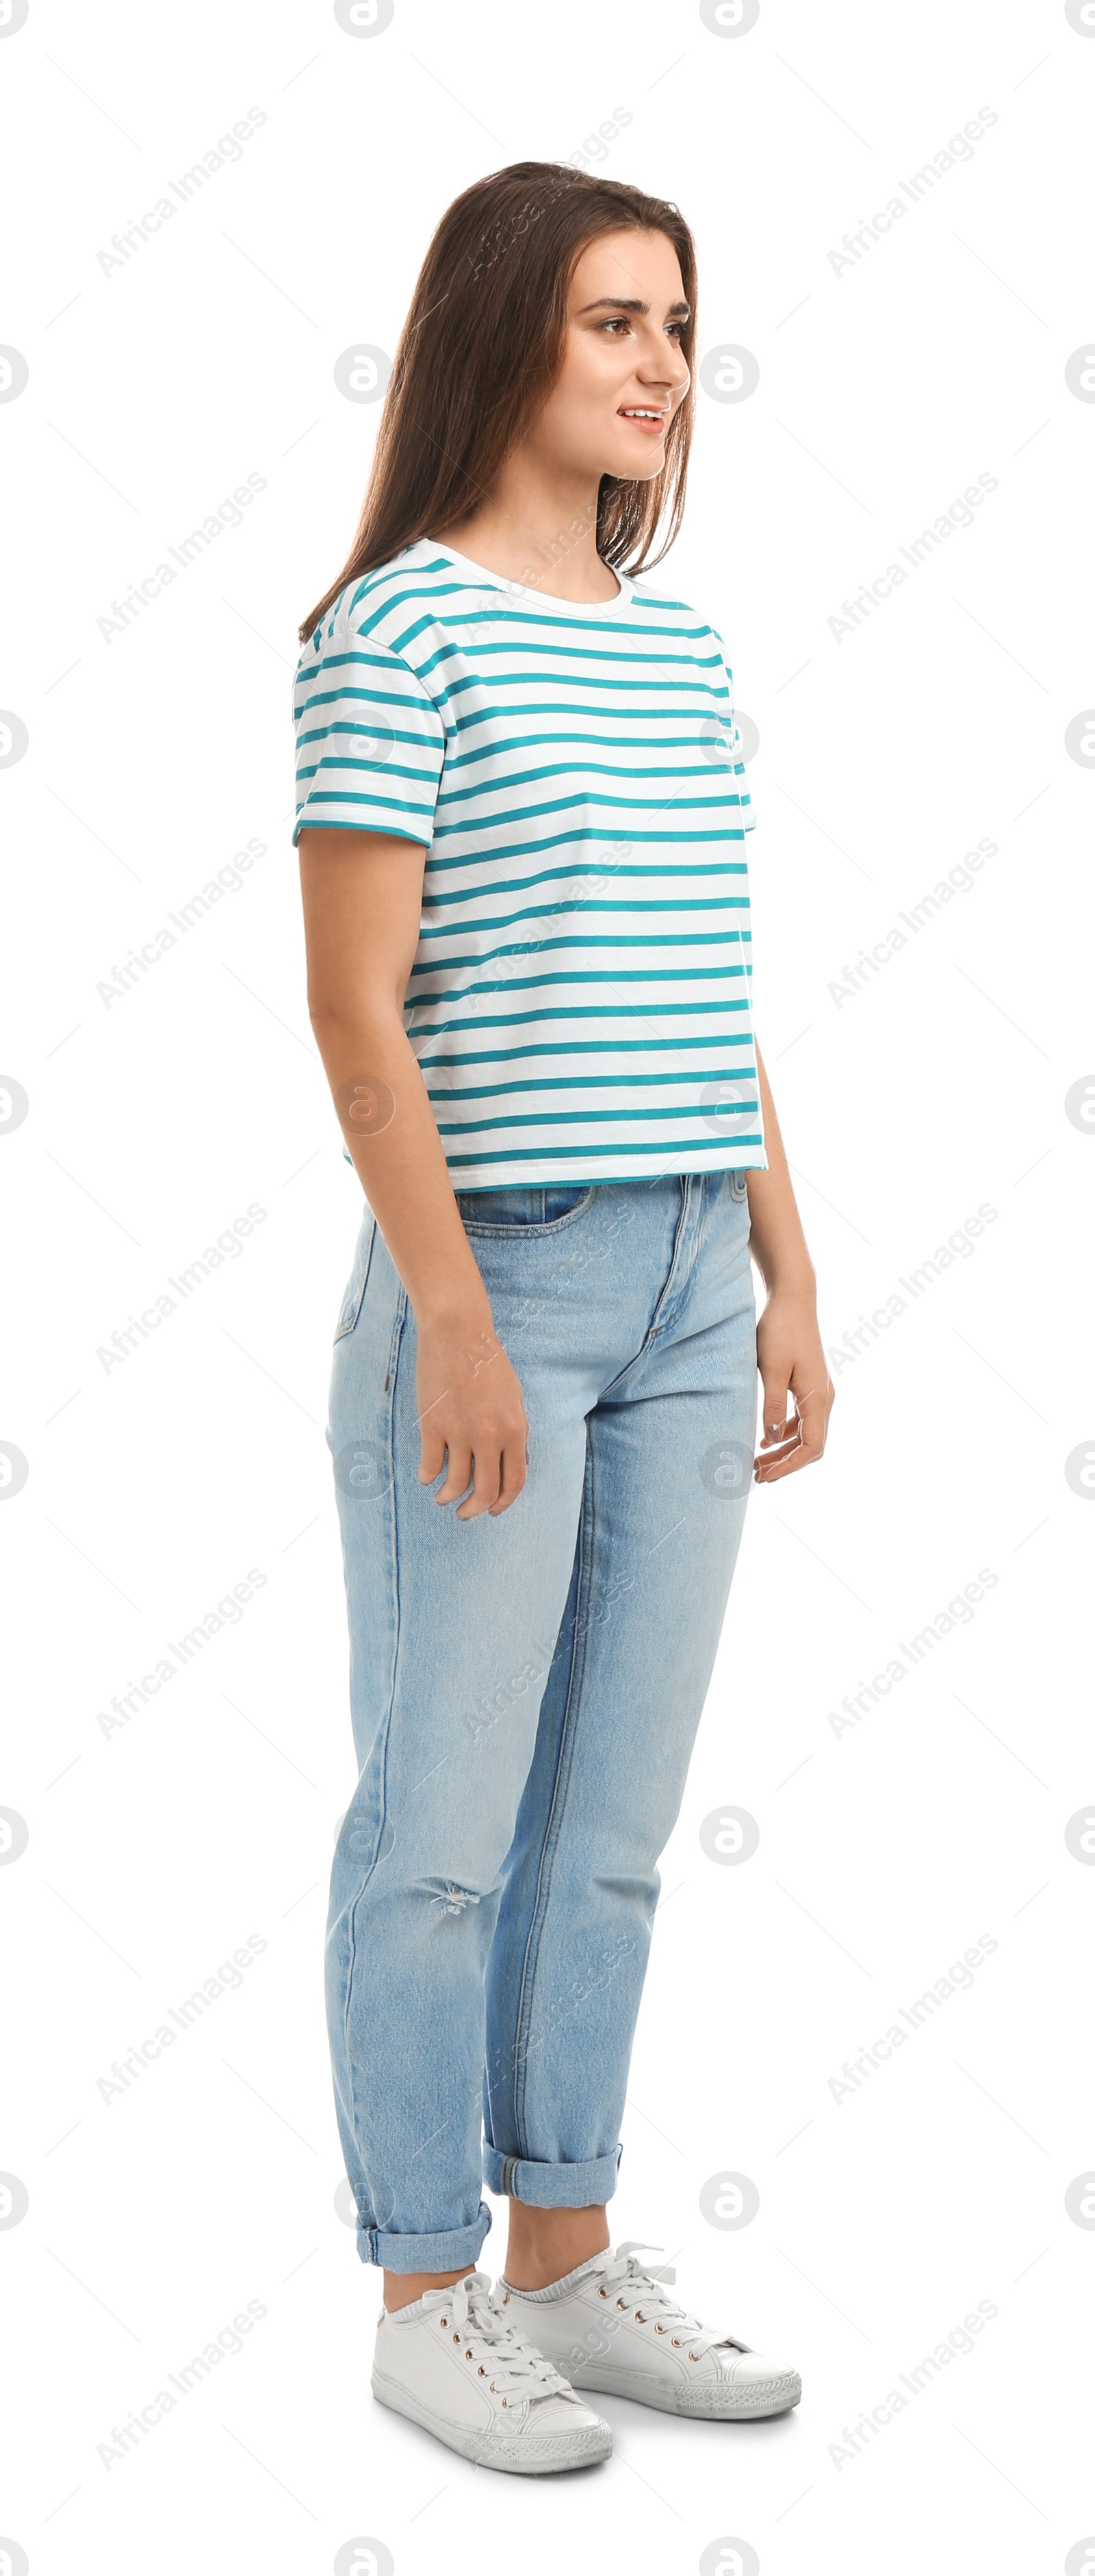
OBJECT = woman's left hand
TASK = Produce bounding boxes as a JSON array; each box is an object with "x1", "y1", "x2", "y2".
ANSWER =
[{"x1": 753, "y1": 1288, "x2": 835, "y2": 1483}]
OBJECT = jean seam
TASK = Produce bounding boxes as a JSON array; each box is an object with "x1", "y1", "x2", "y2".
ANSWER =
[
  {"x1": 645, "y1": 1176, "x2": 693, "y2": 1343},
  {"x1": 383, "y1": 1285, "x2": 407, "y2": 1389},
  {"x1": 511, "y1": 1432, "x2": 596, "y2": 2157},
  {"x1": 343, "y1": 1286, "x2": 408, "y2": 2227},
  {"x1": 333, "y1": 1213, "x2": 377, "y2": 1343}
]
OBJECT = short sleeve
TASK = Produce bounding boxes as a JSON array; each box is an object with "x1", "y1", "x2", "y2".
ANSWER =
[
  {"x1": 292, "y1": 600, "x2": 446, "y2": 849},
  {"x1": 710, "y1": 628, "x2": 756, "y2": 835}
]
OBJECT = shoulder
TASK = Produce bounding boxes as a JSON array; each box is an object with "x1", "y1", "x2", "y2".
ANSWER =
[
  {"x1": 299, "y1": 546, "x2": 431, "y2": 656},
  {"x1": 624, "y1": 571, "x2": 698, "y2": 615},
  {"x1": 293, "y1": 549, "x2": 452, "y2": 734},
  {"x1": 295, "y1": 546, "x2": 449, "y2": 685},
  {"x1": 623, "y1": 574, "x2": 736, "y2": 680},
  {"x1": 626, "y1": 574, "x2": 725, "y2": 642}
]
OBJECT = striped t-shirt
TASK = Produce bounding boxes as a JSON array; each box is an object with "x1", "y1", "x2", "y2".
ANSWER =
[{"x1": 292, "y1": 539, "x2": 765, "y2": 1188}]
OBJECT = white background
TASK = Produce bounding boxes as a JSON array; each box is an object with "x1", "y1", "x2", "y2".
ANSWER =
[{"x1": 2, "y1": 1, "x2": 1092, "y2": 2571}]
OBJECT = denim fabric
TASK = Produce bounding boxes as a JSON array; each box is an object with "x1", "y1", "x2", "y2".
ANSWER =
[{"x1": 326, "y1": 1170, "x2": 757, "y2": 2271}]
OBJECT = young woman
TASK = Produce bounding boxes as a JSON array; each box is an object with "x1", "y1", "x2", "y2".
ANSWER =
[{"x1": 294, "y1": 164, "x2": 834, "y2": 2475}]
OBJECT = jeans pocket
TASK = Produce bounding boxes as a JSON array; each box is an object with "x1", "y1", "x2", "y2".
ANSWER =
[{"x1": 456, "y1": 1185, "x2": 595, "y2": 1235}]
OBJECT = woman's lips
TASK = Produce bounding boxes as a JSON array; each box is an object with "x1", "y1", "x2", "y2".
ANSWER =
[{"x1": 617, "y1": 407, "x2": 669, "y2": 437}]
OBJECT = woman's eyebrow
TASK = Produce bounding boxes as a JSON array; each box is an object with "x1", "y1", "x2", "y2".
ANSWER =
[{"x1": 575, "y1": 296, "x2": 691, "y2": 318}]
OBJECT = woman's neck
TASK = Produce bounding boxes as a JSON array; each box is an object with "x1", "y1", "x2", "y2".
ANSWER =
[{"x1": 432, "y1": 465, "x2": 619, "y2": 602}]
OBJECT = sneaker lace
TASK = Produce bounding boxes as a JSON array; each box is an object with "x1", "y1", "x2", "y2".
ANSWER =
[
  {"x1": 443, "y1": 2271, "x2": 578, "y2": 2403},
  {"x1": 587, "y1": 2241, "x2": 734, "y2": 2356}
]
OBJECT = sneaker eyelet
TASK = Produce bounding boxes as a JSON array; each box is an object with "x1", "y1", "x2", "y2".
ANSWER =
[
  {"x1": 465, "y1": 2347, "x2": 474, "y2": 2359},
  {"x1": 688, "y1": 2351, "x2": 700, "y2": 2361},
  {"x1": 616, "y1": 2297, "x2": 627, "y2": 2309},
  {"x1": 439, "y1": 2315, "x2": 448, "y2": 2327},
  {"x1": 452, "y1": 2330, "x2": 460, "y2": 2343},
  {"x1": 478, "y1": 2365, "x2": 486, "y2": 2375},
  {"x1": 672, "y1": 2337, "x2": 682, "y2": 2347},
  {"x1": 655, "y1": 2323, "x2": 666, "y2": 2334},
  {"x1": 597, "y1": 2286, "x2": 608, "y2": 2298},
  {"x1": 636, "y1": 2310, "x2": 646, "y2": 2323}
]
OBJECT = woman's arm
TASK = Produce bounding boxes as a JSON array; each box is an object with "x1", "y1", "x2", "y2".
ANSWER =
[
  {"x1": 745, "y1": 1042, "x2": 836, "y2": 1483},
  {"x1": 298, "y1": 826, "x2": 529, "y2": 1519}
]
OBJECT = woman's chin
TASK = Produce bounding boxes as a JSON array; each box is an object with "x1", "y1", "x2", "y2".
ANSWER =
[{"x1": 604, "y1": 441, "x2": 667, "y2": 483}]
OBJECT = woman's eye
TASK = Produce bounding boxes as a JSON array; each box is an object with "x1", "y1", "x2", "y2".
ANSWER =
[{"x1": 598, "y1": 316, "x2": 686, "y2": 338}]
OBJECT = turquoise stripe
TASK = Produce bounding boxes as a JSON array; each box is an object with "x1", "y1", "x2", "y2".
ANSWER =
[
  {"x1": 347, "y1": 554, "x2": 463, "y2": 616},
  {"x1": 297, "y1": 673, "x2": 425, "y2": 703},
  {"x1": 348, "y1": 580, "x2": 709, "y2": 639},
  {"x1": 388, "y1": 597, "x2": 719, "y2": 645},
  {"x1": 420, "y1": 666, "x2": 730, "y2": 712},
  {"x1": 425, "y1": 823, "x2": 751, "y2": 866},
  {"x1": 298, "y1": 758, "x2": 439, "y2": 788},
  {"x1": 300, "y1": 788, "x2": 435, "y2": 820},
  {"x1": 432, "y1": 786, "x2": 737, "y2": 825},
  {"x1": 427, "y1": 1066, "x2": 756, "y2": 1100},
  {"x1": 301, "y1": 645, "x2": 437, "y2": 682},
  {"x1": 414, "y1": 1033, "x2": 756, "y2": 1064},
  {"x1": 443, "y1": 1137, "x2": 765, "y2": 1167},
  {"x1": 440, "y1": 707, "x2": 730, "y2": 745},
  {"x1": 410, "y1": 999, "x2": 753, "y2": 1035},
  {"x1": 435, "y1": 1103, "x2": 760, "y2": 1133},
  {"x1": 442, "y1": 736, "x2": 732, "y2": 773},
  {"x1": 417, "y1": 899, "x2": 749, "y2": 941},
  {"x1": 424, "y1": 860, "x2": 749, "y2": 901},
  {"x1": 297, "y1": 727, "x2": 440, "y2": 760},
  {"x1": 415, "y1": 906, "x2": 747, "y2": 948},
  {"x1": 409, "y1": 963, "x2": 751, "y2": 1000},
  {"x1": 411, "y1": 931, "x2": 751, "y2": 975},
  {"x1": 402, "y1": 628, "x2": 723, "y2": 675}
]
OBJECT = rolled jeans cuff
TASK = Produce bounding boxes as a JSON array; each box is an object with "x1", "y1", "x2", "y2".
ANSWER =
[
  {"x1": 482, "y1": 2143, "x2": 622, "y2": 2206},
  {"x1": 359, "y1": 2200, "x2": 493, "y2": 2271}
]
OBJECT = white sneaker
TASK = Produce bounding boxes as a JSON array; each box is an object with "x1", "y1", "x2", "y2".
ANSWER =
[
  {"x1": 372, "y1": 2268, "x2": 613, "y2": 2473},
  {"x1": 499, "y1": 2239, "x2": 801, "y2": 2421}
]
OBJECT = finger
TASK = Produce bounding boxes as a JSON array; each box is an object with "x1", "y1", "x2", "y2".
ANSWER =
[
  {"x1": 759, "y1": 1376, "x2": 791, "y2": 1445},
  {"x1": 753, "y1": 1421, "x2": 803, "y2": 1480},
  {"x1": 754, "y1": 1414, "x2": 828, "y2": 1480},
  {"x1": 487, "y1": 1439, "x2": 528, "y2": 1515},
  {"x1": 754, "y1": 1441, "x2": 821, "y2": 1482},
  {"x1": 433, "y1": 1446, "x2": 473, "y2": 1506},
  {"x1": 755, "y1": 1395, "x2": 799, "y2": 1452},
  {"x1": 455, "y1": 1449, "x2": 503, "y2": 1519},
  {"x1": 787, "y1": 1378, "x2": 832, "y2": 1456},
  {"x1": 418, "y1": 1427, "x2": 448, "y2": 1485}
]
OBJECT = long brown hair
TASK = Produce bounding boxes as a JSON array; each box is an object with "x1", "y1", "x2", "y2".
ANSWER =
[{"x1": 298, "y1": 162, "x2": 697, "y2": 643}]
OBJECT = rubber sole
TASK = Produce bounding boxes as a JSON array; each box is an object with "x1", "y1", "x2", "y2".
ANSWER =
[
  {"x1": 567, "y1": 2365, "x2": 802, "y2": 2420},
  {"x1": 371, "y1": 2367, "x2": 613, "y2": 2473}
]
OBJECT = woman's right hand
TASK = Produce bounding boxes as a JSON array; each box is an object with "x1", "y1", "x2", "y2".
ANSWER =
[{"x1": 415, "y1": 1310, "x2": 530, "y2": 1519}]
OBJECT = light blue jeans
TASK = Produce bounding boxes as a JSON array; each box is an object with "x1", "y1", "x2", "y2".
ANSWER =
[{"x1": 326, "y1": 1171, "x2": 757, "y2": 2271}]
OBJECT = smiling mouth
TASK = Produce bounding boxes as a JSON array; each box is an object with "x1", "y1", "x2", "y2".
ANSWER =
[{"x1": 618, "y1": 407, "x2": 670, "y2": 433}]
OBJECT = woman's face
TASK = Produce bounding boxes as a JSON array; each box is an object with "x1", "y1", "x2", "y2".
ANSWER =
[{"x1": 528, "y1": 226, "x2": 691, "y2": 485}]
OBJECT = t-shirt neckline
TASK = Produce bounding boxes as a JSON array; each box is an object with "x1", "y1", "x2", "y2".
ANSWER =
[{"x1": 420, "y1": 538, "x2": 634, "y2": 616}]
